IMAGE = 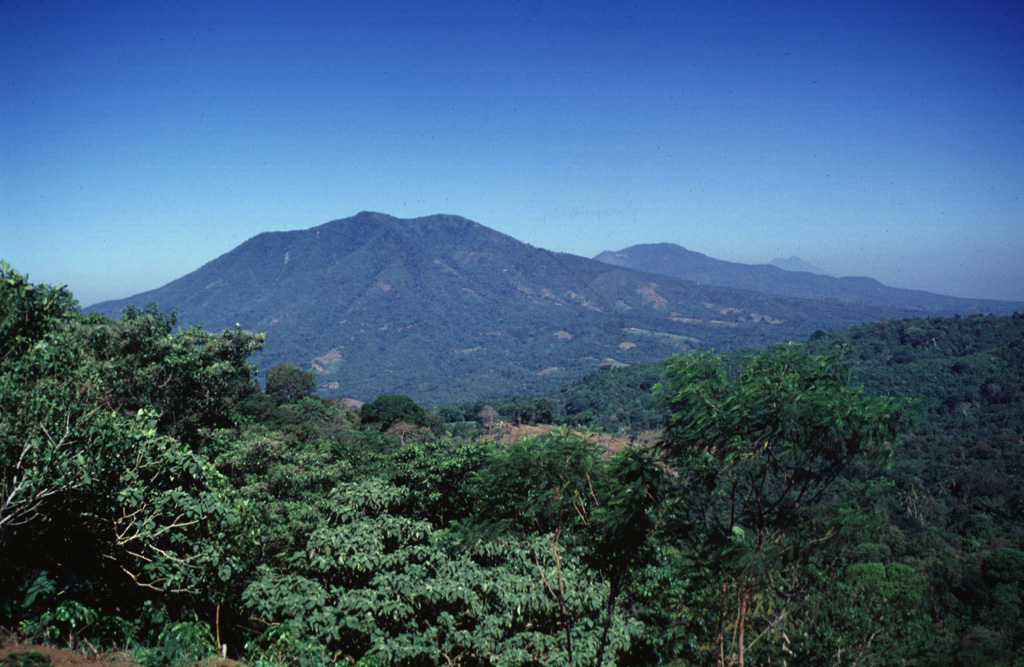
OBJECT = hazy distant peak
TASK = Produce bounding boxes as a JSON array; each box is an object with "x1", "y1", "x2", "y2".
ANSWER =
[
  {"x1": 593, "y1": 242, "x2": 1021, "y2": 313},
  {"x1": 768, "y1": 256, "x2": 831, "y2": 276}
]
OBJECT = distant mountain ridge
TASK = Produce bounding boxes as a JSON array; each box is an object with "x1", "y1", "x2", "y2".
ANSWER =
[
  {"x1": 768, "y1": 256, "x2": 831, "y2": 276},
  {"x1": 87, "y1": 213, "x2": 1019, "y2": 404},
  {"x1": 594, "y1": 243, "x2": 1020, "y2": 313}
]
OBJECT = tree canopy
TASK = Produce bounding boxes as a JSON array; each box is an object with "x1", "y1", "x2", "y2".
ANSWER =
[
  {"x1": 265, "y1": 362, "x2": 318, "y2": 404},
  {"x1": 359, "y1": 393, "x2": 427, "y2": 429},
  {"x1": 2, "y1": 263, "x2": 1021, "y2": 666},
  {"x1": 657, "y1": 344, "x2": 911, "y2": 666}
]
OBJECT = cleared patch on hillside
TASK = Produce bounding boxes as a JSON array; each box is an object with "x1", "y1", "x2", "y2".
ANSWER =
[
  {"x1": 312, "y1": 348, "x2": 344, "y2": 372},
  {"x1": 482, "y1": 423, "x2": 661, "y2": 455},
  {"x1": 638, "y1": 284, "x2": 668, "y2": 309}
]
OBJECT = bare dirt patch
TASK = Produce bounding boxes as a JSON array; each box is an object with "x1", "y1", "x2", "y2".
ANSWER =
[
  {"x1": 1, "y1": 643, "x2": 139, "y2": 667},
  {"x1": 0, "y1": 642, "x2": 246, "y2": 667},
  {"x1": 482, "y1": 423, "x2": 660, "y2": 455}
]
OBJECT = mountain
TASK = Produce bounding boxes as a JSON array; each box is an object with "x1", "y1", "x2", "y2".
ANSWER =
[
  {"x1": 768, "y1": 255, "x2": 831, "y2": 276},
  {"x1": 595, "y1": 243, "x2": 1022, "y2": 314},
  {"x1": 88, "y1": 213, "x2": 988, "y2": 405}
]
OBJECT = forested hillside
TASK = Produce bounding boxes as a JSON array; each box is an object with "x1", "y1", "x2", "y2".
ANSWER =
[
  {"x1": 460, "y1": 312, "x2": 1024, "y2": 664},
  {"x1": 3, "y1": 264, "x2": 1021, "y2": 666},
  {"x1": 87, "y1": 213, "x2": 975, "y2": 405},
  {"x1": 805, "y1": 314, "x2": 1024, "y2": 665}
]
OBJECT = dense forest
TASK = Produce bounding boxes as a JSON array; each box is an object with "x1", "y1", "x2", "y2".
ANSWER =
[{"x1": 2, "y1": 263, "x2": 1022, "y2": 666}]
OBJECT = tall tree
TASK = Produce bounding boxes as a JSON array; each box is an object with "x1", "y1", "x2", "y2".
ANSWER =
[
  {"x1": 265, "y1": 363, "x2": 317, "y2": 404},
  {"x1": 1, "y1": 264, "x2": 86, "y2": 534},
  {"x1": 1, "y1": 268, "x2": 264, "y2": 637},
  {"x1": 79, "y1": 304, "x2": 264, "y2": 450},
  {"x1": 658, "y1": 343, "x2": 911, "y2": 666},
  {"x1": 360, "y1": 394, "x2": 427, "y2": 430}
]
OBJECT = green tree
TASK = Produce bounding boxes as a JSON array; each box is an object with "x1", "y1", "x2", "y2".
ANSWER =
[
  {"x1": 265, "y1": 363, "x2": 317, "y2": 404},
  {"x1": 658, "y1": 343, "x2": 910, "y2": 666},
  {"x1": 244, "y1": 475, "x2": 647, "y2": 666},
  {"x1": 981, "y1": 548, "x2": 1024, "y2": 659},
  {"x1": 360, "y1": 394, "x2": 427, "y2": 430},
  {"x1": 1, "y1": 269, "x2": 92, "y2": 535},
  {"x1": 469, "y1": 428, "x2": 665, "y2": 665},
  {"x1": 1, "y1": 261, "x2": 77, "y2": 365},
  {"x1": 797, "y1": 560, "x2": 930, "y2": 664},
  {"x1": 1, "y1": 269, "x2": 263, "y2": 643},
  {"x1": 78, "y1": 305, "x2": 264, "y2": 450}
]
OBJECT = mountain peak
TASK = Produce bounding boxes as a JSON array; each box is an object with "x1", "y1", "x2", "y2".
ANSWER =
[
  {"x1": 312, "y1": 212, "x2": 505, "y2": 243},
  {"x1": 85, "y1": 213, "x2": 1021, "y2": 404}
]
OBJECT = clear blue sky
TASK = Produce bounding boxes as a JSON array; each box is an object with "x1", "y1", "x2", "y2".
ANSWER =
[{"x1": 2, "y1": 0, "x2": 1022, "y2": 306}]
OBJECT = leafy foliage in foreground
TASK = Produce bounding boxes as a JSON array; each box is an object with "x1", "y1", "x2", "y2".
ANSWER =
[
  {"x1": 1, "y1": 264, "x2": 263, "y2": 655},
  {"x1": 3, "y1": 264, "x2": 1022, "y2": 666},
  {"x1": 657, "y1": 345, "x2": 911, "y2": 666}
]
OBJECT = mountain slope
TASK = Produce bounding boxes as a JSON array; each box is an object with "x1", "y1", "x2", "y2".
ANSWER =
[
  {"x1": 89, "y1": 213, "x2": 961, "y2": 404},
  {"x1": 595, "y1": 243, "x2": 1022, "y2": 313},
  {"x1": 768, "y1": 255, "x2": 831, "y2": 276}
]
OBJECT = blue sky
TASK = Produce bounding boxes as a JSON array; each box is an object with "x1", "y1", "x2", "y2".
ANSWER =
[{"x1": 2, "y1": 0, "x2": 1022, "y2": 306}]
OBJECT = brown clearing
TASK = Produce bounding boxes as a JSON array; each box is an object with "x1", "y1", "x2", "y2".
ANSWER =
[
  {"x1": 0, "y1": 642, "x2": 245, "y2": 667},
  {"x1": 481, "y1": 423, "x2": 660, "y2": 454}
]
